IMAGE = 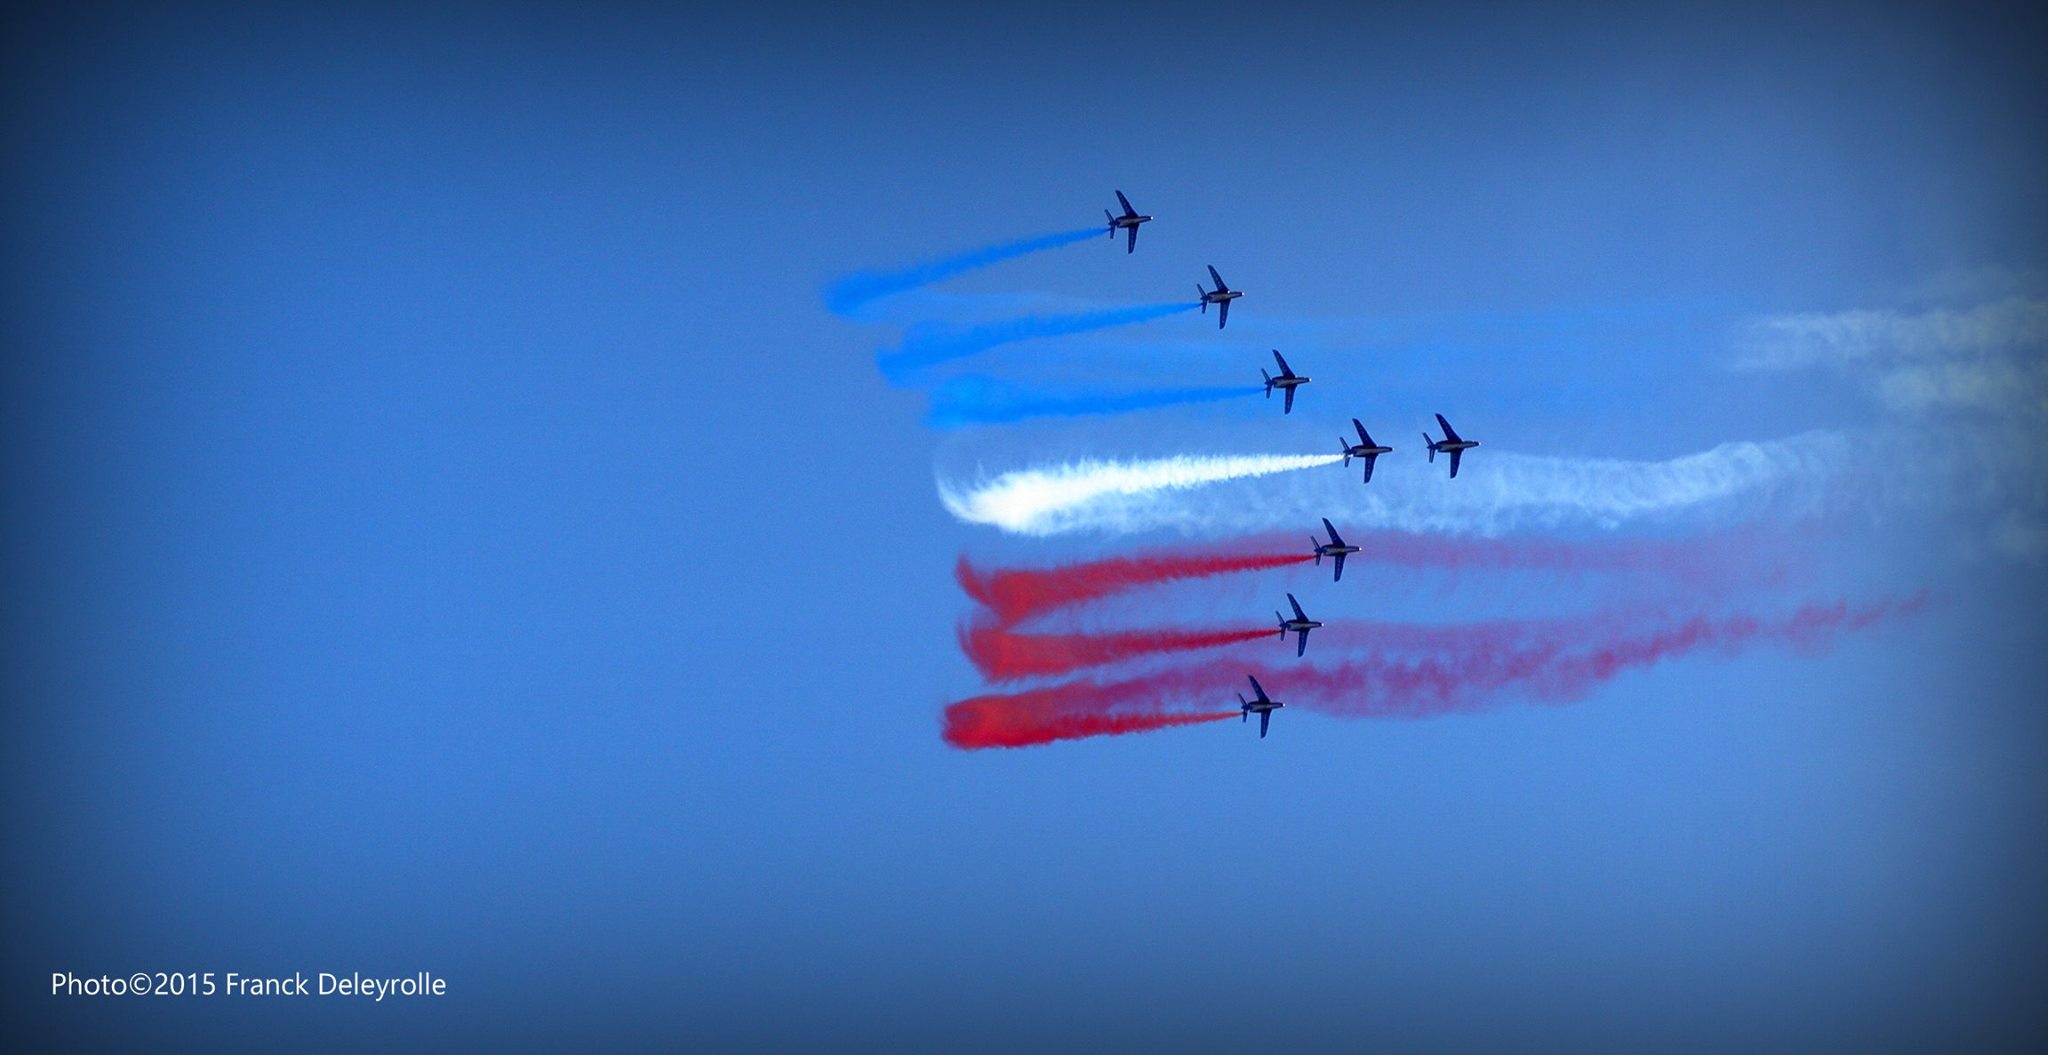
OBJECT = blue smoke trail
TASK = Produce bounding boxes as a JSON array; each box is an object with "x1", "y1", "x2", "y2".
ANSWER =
[
  {"x1": 926, "y1": 375, "x2": 1260, "y2": 428},
  {"x1": 878, "y1": 301, "x2": 1196, "y2": 383},
  {"x1": 825, "y1": 226, "x2": 1101, "y2": 316}
]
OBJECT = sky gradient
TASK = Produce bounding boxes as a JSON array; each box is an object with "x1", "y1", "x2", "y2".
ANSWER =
[{"x1": 4, "y1": 2, "x2": 2046, "y2": 1051}]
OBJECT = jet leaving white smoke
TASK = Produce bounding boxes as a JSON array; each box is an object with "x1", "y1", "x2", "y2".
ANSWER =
[{"x1": 939, "y1": 432, "x2": 1852, "y2": 537}]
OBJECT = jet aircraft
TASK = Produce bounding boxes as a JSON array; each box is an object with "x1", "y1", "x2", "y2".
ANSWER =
[
  {"x1": 1340, "y1": 419, "x2": 1394, "y2": 482},
  {"x1": 1311, "y1": 517, "x2": 1360, "y2": 582},
  {"x1": 1423, "y1": 414, "x2": 1480, "y2": 478},
  {"x1": 1104, "y1": 190, "x2": 1153, "y2": 254},
  {"x1": 1239, "y1": 675, "x2": 1286, "y2": 738},
  {"x1": 1260, "y1": 350, "x2": 1310, "y2": 413},
  {"x1": 1197, "y1": 265, "x2": 1242, "y2": 329},
  {"x1": 1276, "y1": 593, "x2": 1323, "y2": 657}
]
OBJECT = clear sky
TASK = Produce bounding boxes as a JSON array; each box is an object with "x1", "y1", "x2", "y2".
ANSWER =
[{"x1": 4, "y1": 2, "x2": 2045, "y2": 1051}]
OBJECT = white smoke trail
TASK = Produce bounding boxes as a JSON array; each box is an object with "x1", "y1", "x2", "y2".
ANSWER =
[
  {"x1": 940, "y1": 432, "x2": 1854, "y2": 537},
  {"x1": 939, "y1": 453, "x2": 1344, "y2": 534}
]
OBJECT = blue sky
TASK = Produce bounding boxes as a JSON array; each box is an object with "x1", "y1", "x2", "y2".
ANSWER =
[{"x1": 4, "y1": 3, "x2": 2045, "y2": 1051}]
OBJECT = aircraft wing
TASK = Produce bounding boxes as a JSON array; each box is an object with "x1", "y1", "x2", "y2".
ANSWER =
[
  {"x1": 1288, "y1": 594, "x2": 1307, "y2": 621},
  {"x1": 1321, "y1": 518, "x2": 1346, "y2": 547},
  {"x1": 1207, "y1": 265, "x2": 1227, "y2": 291},
  {"x1": 1449, "y1": 449, "x2": 1463, "y2": 479},
  {"x1": 1361, "y1": 454, "x2": 1375, "y2": 483},
  {"x1": 1125, "y1": 226, "x2": 1137, "y2": 254},
  {"x1": 1116, "y1": 189, "x2": 1136, "y2": 216},
  {"x1": 1247, "y1": 675, "x2": 1270, "y2": 703},
  {"x1": 1295, "y1": 631, "x2": 1308, "y2": 658},
  {"x1": 1272, "y1": 350, "x2": 1294, "y2": 377},
  {"x1": 1354, "y1": 418, "x2": 1370, "y2": 444},
  {"x1": 1259, "y1": 710, "x2": 1271, "y2": 738},
  {"x1": 1332, "y1": 551, "x2": 1346, "y2": 581},
  {"x1": 1283, "y1": 385, "x2": 1295, "y2": 414},
  {"x1": 1217, "y1": 299, "x2": 1229, "y2": 329},
  {"x1": 1435, "y1": 414, "x2": 1462, "y2": 443}
]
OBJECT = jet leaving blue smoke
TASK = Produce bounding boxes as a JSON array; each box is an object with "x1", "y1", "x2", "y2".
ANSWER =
[
  {"x1": 926, "y1": 375, "x2": 1259, "y2": 428},
  {"x1": 877, "y1": 301, "x2": 1197, "y2": 382},
  {"x1": 824, "y1": 226, "x2": 1101, "y2": 316}
]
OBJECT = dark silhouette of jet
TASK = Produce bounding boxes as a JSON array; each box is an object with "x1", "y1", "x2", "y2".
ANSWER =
[
  {"x1": 1261, "y1": 350, "x2": 1309, "y2": 414},
  {"x1": 1312, "y1": 517, "x2": 1360, "y2": 582},
  {"x1": 1197, "y1": 266, "x2": 1241, "y2": 329},
  {"x1": 1276, "y1": 593, "x2": 1323, "y2": 657},
  {"x1": 1424, "y1": 414, "x2": 1480, "y2": 478},
  {"x1": 1341, "y1": 419, "x2": 1394, "y2": 482},
  {"x1": 1104, "y1": 190, "x2": 1152, "y2": 254},
  {"x1": 1239, "y1": 675, "x2": 1286, "y2": 739}
]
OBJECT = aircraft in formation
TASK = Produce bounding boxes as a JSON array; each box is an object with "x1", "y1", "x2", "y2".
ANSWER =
[
  {"x1": 1095, "y1": 197, "x2": 1482, "y2": 483},
  {"x1": 1276, "y1": 593, "x2": 1323, "y2": 657},
  {"x1": 1083, "y1": 192, "x2": 1494, "y2": 741},
  {"x1": 1238, "y1": 676, "x2": 1286, "y2": 738},
  {"x1": 1197, "y1": 266, "x2": 1242, "y2": 329},
  {"x1": 1311, "y1": 517, "x2": 1360, "y2": 582},
  {"x1": 1104, "y1": 190, "x2": 1152, "y2": 254},
  {"x1": 1261, "y1": 350, "x2": 1311, "y2": 414},
  {"x1": 1340, "y1": 419, "x2": 1394, "y2": 482},
  {"x1": 1423, "y1": 414, "x2": 1481, "y2": 479}
]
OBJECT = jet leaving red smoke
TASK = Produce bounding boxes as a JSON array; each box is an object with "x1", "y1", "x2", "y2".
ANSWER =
[
  {"x1": 962, "y1": 624, "x2": 1273, "y2": 681},
  {"x1": 1261, "y1": 595, "x2": 1924, "y2": 717},
  {"x1": 958, "y1": 530, "x2": 1770, "y2": 628},
  {"x1": 963, "y1": 612, "x2": 1659, "y2": 681},
  {"x1": 956, "y1": 548, "x2": 1310, "y2": 627},
  {"x1": 941, "y1": 596, "x2": 1922, "y2": 749}
]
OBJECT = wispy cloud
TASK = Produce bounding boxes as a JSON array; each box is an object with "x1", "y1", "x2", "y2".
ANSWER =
[
  {"x1": 1733, "y1": 295, "x2": 2048, "y2": 560},
  {"x1": 1733, "y1": 297, "x2": 2048, "y2": 416}
]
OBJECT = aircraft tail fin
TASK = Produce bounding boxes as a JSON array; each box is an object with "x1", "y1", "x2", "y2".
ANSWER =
[
  {"x1": 1105, "y1": 209, "x2": 1115, "y2": 232},
  {"x1": 1425, "y1": 434, "x2": 1435, "y2": 462},
  {"x1": 1199, "y1": 284, "x2": 1207, "y2": 311}
]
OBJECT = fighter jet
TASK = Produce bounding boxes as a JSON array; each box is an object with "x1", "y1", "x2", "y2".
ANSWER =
[
  {"x1": 1104, "y1": 190, "x2": 1153, "y2": 254},
  {"x1": 1423, "y1": 413, "x2": 1481, "y2": 479},
  {"x1": 1311, "y1": 517, "x2": 1361, "y2": 582},
  {"x1": 1276, "y1": 593, "x2": 1323, "y2": 657},
  {"x1": 1238, "y1": 675, "x2": 1286, "y2": 738},
  {"x1": 1261, "y1": 350, "x2": 1310, "y2": 414},
  {"x1": 1197, "y1": 265, "x2": 1242, "y2": 329},
  {"x1": 1340, "y1": 419, "x2": 1394, "y2": 482}
]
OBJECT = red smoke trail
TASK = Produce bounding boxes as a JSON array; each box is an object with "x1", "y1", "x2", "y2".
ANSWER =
[
  {"x1": 958, "y1": 530, "x2": 1780, "y2": 627},
  {"x1": 1264, "y1": 596, "x2": 1924, "y2": 718},
  {"x1": 962, "y1": 623, "x2": 1273, "y2": 681},
  {"x1": 960, "y1": 611, "x2": 1654, "y2": 682},
  {"x1": 941, "y1": 596, "x2": 1923, "y2": 748},
  {"x1": 1513, "y1": 594, "x2": 1928, "y2": 704},
  {"x1": 943, "y1": 682, "x2": 1237, "y2": 749},
  {"x1": 1345, "y1": 529, "x2": 1764, "y2": 579},
  {"x1": 956, "y1": 547, "x2": 1310, "y2": 627}
]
